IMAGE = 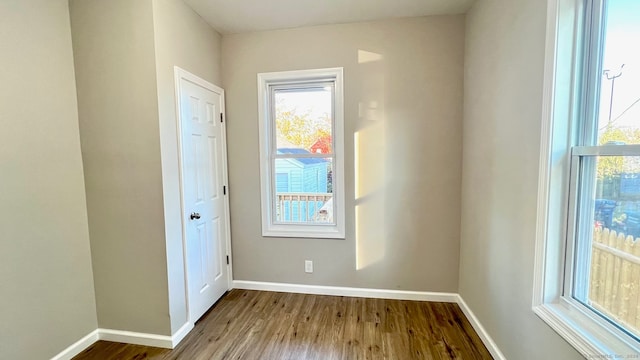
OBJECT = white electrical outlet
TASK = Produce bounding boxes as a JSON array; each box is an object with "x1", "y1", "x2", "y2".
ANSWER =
[{"x1": 305, "y1": 260, "x2": 313, "y2": 273}]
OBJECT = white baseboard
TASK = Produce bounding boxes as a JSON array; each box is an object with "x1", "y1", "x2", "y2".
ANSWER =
[
  {"x1": 232, "y1": 280, "x2": 459, "y2": 303},
  {"x1": 171, "y1": 321, "x2": 194, "y2": 348},
  {"x1": 51, "y1": 284, "x2": 505, "y2": 360},
  {"x1": 50, "y1": 330, "x2": 99, "y2": 360},
  {"x1": 98, "y1": 328, "x2": 173, "y2": 349},
  {"x1": 50, "y1": 325, "x2": 193, "y2": 359},
  {"x1": 456, "y1": 295, "x2": 507, "y2": 360}
]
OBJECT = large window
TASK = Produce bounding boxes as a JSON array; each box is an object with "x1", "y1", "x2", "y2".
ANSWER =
[
  {"x1": 257, "y1": 68, "x2": 345, "y2": 238},
  {"x1": 572, "y1": 0, "x2": 640, "y2": 341},
  {"x1": 535, "y1": 0, "x2": 640, "y2": 357}
]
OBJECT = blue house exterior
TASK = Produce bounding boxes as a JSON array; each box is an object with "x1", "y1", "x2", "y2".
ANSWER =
[{"x1": 275, "y1": 148, "x2": 329, "y2": 222}]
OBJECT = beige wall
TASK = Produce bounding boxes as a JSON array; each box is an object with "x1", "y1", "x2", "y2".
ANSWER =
[
  {"x1": 459, "y1": 0, "x2": 583, "y2": 358},
  {"x1": 0, "y1": 0, "x2": 98, "y2": 358},
  {"x1": 151, "y1": 0, "x2": 223, "y2": 333},
  {"x1": 222, "y1": 16, "x2": 464, "y2": 291},
  {"x1": 70, "y1": 0, "x2": 171, "y2": 335}
]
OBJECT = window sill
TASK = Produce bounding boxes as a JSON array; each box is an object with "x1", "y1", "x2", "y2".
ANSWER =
[
  {"x1": 533, "y1": 301, "x2": 640, "y2": 358},
  {"x1": 262, "y1": 225, "x2": 345, "y2": 239}
]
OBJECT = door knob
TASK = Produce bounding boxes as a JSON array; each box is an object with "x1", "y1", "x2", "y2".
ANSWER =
[{"x1": 190, "y1": 212, "x2": 201, "y2": 220}]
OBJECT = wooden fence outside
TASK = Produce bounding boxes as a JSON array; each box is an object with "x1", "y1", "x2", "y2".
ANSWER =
[{"x1": 590, "y1": 227, "x2": 640, "y2": 337}]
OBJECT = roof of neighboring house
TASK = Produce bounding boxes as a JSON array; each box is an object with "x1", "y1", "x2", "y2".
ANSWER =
[
  {"x1": 277, "y1": 148, "x2": 328, "y2": 165},
  {"x1": 310, "y1": 135, "x2": 332, "y2": 154}
]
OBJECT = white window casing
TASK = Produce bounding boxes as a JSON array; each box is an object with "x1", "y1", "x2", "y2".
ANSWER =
[
  {"x1": 257, "y1": 68, "x2": 345, "y2": 239},
  {"x1": 534, "y1": 0, "x2": 640, "y2": 357}
]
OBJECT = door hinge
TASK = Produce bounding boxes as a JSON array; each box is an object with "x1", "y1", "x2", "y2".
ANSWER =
[
  {"x1": 220, "y1": 113, "x2": 223, "y2": 123},
  {"x1": 226, "y1": 255, "x2": 229, "y2": 265},
  {"x1": 223, "y1": 185, "x2": 227, "y2": 195}
]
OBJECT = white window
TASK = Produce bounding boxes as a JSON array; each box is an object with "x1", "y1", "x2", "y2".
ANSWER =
[
  {"x1": 257, "y1": 68, "x2": 345, "y2": 238},
  {"x1": 535, "y1": 0, "x2": 640, "y2": 357}
]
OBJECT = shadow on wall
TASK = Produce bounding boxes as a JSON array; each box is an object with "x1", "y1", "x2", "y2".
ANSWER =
[{"x1": 354, "y1": 49, "x2": 387, "y2": 270}]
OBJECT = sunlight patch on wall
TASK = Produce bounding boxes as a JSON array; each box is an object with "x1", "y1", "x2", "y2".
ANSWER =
[
  {"x1": 354, "y1": 108, "x2": 386, "y2": 270},
  {"x1": 358, "y1": 50, "x2": 383, "y2": 64},
  {"x1": 354, "y1": 49, "x2": 387, "y2": 271}
]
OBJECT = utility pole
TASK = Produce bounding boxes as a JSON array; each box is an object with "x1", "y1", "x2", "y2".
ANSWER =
[{"x1": 603, "y1": 64, "x2": 625, "y2": 125}]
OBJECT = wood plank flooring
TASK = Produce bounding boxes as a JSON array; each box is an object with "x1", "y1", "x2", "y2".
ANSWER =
[{"x1": 73, "y1": 289, "x2": 492, "y2": 360}]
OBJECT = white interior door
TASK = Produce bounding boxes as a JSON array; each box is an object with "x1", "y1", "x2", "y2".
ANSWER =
[{"x1": 177, "y1": 71, "x2": 229, "y2": 323}]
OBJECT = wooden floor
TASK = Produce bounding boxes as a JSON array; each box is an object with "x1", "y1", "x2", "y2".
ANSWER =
[{"x1": 73, "y1": 290, "x2": 492, "y2": 360}]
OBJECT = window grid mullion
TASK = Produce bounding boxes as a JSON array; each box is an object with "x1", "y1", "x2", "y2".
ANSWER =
[
  {"x1": 572, "y1": 144, "x2": 640, "y2": 156},
  {"x1": 274, "y1": 153, "x2": 335, "y2": 159}
]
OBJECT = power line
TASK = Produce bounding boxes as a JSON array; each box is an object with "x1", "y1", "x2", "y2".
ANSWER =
[{"x1": 599, "y1": 95, "x2": 640, "y2": 131}]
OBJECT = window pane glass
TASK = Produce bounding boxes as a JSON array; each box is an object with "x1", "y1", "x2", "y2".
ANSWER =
[
  {"x1": 575, "y1": 155, "x2": 640, "y2": 339},
  {"x1": 597, "y1": 0, "x2": 640, "y2": 145},
  {"x1": 274, "y1": 88, "x2": 333, "y2": 153},
  {"x1": 273, "y1": 157, "x2": 334, "y2": 225}
]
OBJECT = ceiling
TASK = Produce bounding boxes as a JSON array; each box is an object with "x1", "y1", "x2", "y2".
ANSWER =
[{"x1": 182, "y1": 0, "x2": 475, "y2": 34}]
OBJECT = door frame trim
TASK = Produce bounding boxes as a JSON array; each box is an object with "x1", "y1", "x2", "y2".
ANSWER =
[{"x1": 173, "y1": 66, "x2": 233, "y2": 324}]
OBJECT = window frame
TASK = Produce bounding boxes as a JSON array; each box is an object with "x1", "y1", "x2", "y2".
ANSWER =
[
  {"x1": 534, "y1": 0, "x2": 640, "y2": 357},
  {"x1": 257, "y1": 68, "x2": 345, "y2": 239}
]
